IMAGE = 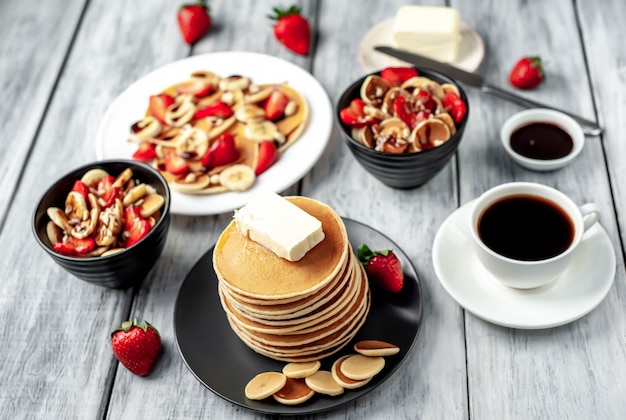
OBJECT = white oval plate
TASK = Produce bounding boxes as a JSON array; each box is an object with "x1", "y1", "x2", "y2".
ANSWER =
[
  {"x1": 432, "y1": 199, "x2": 615, "y2": 329},
  {"x1": 358, "y1": 18, "x2": 485, "y2": 73},
  {"x1": 96, "y1": 52, "x2": 333, "y2": 216}
]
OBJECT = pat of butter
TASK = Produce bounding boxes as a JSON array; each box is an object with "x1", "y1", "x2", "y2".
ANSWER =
[
  {"x1": 392, "y1": 6, "x2": 462, "y2": 63},
  {"x1": 234, "y1": 192, "x2": 325, "y2": 262}
]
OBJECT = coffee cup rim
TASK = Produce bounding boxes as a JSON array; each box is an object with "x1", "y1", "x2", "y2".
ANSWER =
[{"x1": 469, "y1": 182, "x2": 584, "y2": 265}]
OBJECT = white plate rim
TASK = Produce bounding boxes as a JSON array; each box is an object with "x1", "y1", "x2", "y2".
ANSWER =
[
  {"x1": 432, "y1": 199, "x2": 616, "y2": 329},
  {"x1": 96, "y1": 51, "x2": 333, "y2": 216},
  {"x1": 358, "y1": 18, "x2": 485, "y2": 73}
]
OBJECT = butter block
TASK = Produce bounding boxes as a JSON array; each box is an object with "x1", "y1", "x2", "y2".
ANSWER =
[
  {"x1": 234, "y1": 192, "x2": 325, "y2": 262},
  {"x1": 392, "y1": 6, "x2": 462, "y2": 63}
]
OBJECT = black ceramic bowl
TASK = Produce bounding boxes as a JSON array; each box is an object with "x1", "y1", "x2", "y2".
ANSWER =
[
  {"x1": 32, "y1": 160, "x2": 171, "y2": 289},
  {"x1": 336, "y1": 68, "x2": 469, "y2": 189}
]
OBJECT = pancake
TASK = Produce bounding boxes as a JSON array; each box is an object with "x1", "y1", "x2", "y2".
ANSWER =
[
  {"x1": 213, "y1": 196, "x2": 370, "y2": 362},
  {"x1": 213, "y1": 197, "x2": 349, "y2": 299}
]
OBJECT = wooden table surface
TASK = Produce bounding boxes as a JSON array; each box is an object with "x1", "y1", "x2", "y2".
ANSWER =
[{"x1": 2, "y1": 0, "x2": 625, "y2": 418}]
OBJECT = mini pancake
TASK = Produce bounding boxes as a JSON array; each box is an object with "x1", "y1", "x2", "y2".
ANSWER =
[
  {"x1": 304, "y1": 371, "x2": 344, "y2": 396},
  {"x1": 213, "y1": 197, "x2": 349, "y2": 300},
  {"x1": 244, "y1": 372, "x2": 287, "y2": 400},
  {"x1": 354, "y1": 340, "x2": 400, "y2": 357},
  {"x1": 273, "y1": 377, "x2": 315, "y2": 405},
  {"x1": 331, "y1": 355, "x2": 372, "y2": 389},
  {"x1": 340, "y1": 355, "x2": 385, "y2": 381},
  {"x1": 282, "y1": 361, "x2": 321, "y2": 378}
]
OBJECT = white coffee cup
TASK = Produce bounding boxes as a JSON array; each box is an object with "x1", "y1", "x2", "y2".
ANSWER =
[{"x1": 469, "y1": 182, "x2": 600, "y2": 289}]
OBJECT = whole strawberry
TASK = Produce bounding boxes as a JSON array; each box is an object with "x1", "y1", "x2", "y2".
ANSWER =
[
  {"x1": 111, "y1": 318, "x2": 161, "y2": 376},
  {"x1": 177, "y1": 1, "x2": 212, "y2": 45},
  {"x1": 269, "y1": 5, "x2": 310, "y2": 55},
  {"x1": 358, "y1": 244, "x2": 404, "y2": 294},
  {"x1": 509, "y1": 56, "x2": 544, "y2": 89}
]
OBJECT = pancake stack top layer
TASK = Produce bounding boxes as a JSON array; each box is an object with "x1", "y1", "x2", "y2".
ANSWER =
[{"x1": 213, "y1": 196, "x2": 370, "y2": 362}]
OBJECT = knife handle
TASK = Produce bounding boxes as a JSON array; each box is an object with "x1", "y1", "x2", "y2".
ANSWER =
[{"x1": 481, "y1": 84, "x2": 602, "y2": 136}]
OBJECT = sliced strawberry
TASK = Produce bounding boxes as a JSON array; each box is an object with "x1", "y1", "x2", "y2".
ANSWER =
[
  {"x1": 339, "y1": 98, "x2": 378, "y2": 128},
  {"x1": 442, "y1": 92, "x2": 467, "y2": 123},
  {"x1": 414, "y1": 90, "x2": 435, "y2": 112},
  {"x1": 71, "y1": 180, "x2": 89, "y2": 200},
  {"x1": 255, "y1": 141, "x2": 279, "y2": 175},
  {"x1": 358, "y1": 244, "x2": 404, "y2": 294},
  {"x1": 97, "y1": 176, "x2": 121, "y2": 208},
  {"x1": 194, "y1": 101, "x2": 233, "y2": 119},
  {"x1": 175, "y1": 80, "x2": 213, "y2": 98},
  {"x1": 165, "y1": 149, "x2": 190, "y2": 175},
  {"x1": 132, "y1": 142, "x2": 157, "y2": 163},
  {"x1": 380, "y1": 67, "x2": 419, "y2": 87},
  {"x1": 201, "y1": 132, "x2": 239, "y2": 169},
  {"x1": 53, "y1": 237, "x2": 96, "y2": 256},
  {"x1": 264, "y1": 90, "x2": 289, "y2": 121},
  {"x1": 393, "y1": 96, "x2": 432, "y2": 130},
  {"x1": 382, "y1": 138, "x2": 408, "y2": 154},
  {"x1": 149, "y1": 94, "x2": 175, "y2": 125},
  {"x1": 124, "y1": 207, "x2": 151, "y2": 248}
]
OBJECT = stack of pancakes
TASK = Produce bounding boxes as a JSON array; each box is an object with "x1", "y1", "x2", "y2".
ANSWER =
[{"x1": 213, "y1": 196, "x2": 370, "y2": 362}]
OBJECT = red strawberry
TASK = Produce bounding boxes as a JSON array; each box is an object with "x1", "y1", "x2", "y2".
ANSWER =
[
  {"x1": 255, "y1": 141, "x2": 279, "y2": 175},
  {"x1": 358, "y1": 244, "x2": 404, "y2": 294},
  {"x1": 201, "y1": 132, "x2": 239, "y2": 169},
  {"x1": 71, "y1": 180, "x2": 89, "y2": 200},
  {"x1": 380, "y1": 67, "x2": 419, "y2": 87},
  {"x1": 97, "y1": 176, "x2": 121, "y2": 208},
  {"x1": 177, "y1": 1, "x2": 212, "y2": 45},
  {"x1": 194, "y1": 101, "x2": 233, "y2": 119},
  {"x1": 509, "y1": 56, "x2": 544, "y2": 89},
  {"x1": 165, "y1": 149, "x2": 190, "y2": 175},
  {"x1": 149, "y1": 94, "x2": 175, "y2": 125},
  {"x1": 123, "y1": 207, "x2": 152, "y2": 248},
  {"x1": 176, "y1": 80, "x2": 213, "y2": 98},
  {"x1": 339, "y1": 98, "x2": 378, "y2": 128},
  {"x1": 53, "y1": 237, "x2": 95, "y2": 256},
  {"x1": 269, "y1": 5, "x2": 310, "y2": 55},
  {"x1": 442, "y1": 92, "x2": 467, "y2": 123},
  {"x1": 111, "y1": 318, "x2": 161, "y2": 376},
  {"x1": 132, "y1": 142, "x2": 157, "y2": 163},
  {"x1": 264, "y1": 90, "x2": 289, "y2": 121}
]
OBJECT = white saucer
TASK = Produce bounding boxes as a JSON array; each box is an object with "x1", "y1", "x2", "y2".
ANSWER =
[
  {"x1": 358, "y1": 18, "x2": 485, "y2": 73},
  {"x1": 432, "y1": 199, "x2": 615, "y2": 329}
]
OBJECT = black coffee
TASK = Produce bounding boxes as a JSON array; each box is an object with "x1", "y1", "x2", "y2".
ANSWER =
[{"x1": 477, "y1": 195, "x2": 575, "y2": 261}]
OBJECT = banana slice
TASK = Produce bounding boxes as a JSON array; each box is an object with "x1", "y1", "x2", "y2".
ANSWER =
[
  {"x1": 80, "y1": 168, "x2": 109, "y2": 189},
  {"x1": 139, "y1": 194, "x2": 165, "y2": 218},
  {"x1": 46, "y1": 221, "x2": 63, "y2": 244},
  {"x1": 304, "y1": 371, "x2": 344, "y2": 396},
  {"x1": 218, "y1": 164, "x2": 256, "y2": 192},
  {"x1": 244, "y1": 372, "x2": 286, "y2": 400},
  {"x1": 176, "y1": 126, "x2": 209, "y2": 159},
  {"x1": 129, "y1": 116, "x2": 162, "y2": 143},
  {"x1": 65, "y1": 191, "x2": 88, "y2": 221},
  {"x1": 122, "y1": 184, "x2": 148, "y2": 207},
  {"x1": 235, "y1": 104, "x2": 266, "y2": 123},
  {"x1": 164, "y1": 94, "x2": 195, "y2": 127},
  {"x1": 244, "y1": 121, "x2": 279, "y2": 142}
]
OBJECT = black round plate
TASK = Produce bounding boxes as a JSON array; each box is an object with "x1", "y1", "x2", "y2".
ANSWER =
[{"x1": 173, "y1": 218, "x2": 423, "y2": 415}]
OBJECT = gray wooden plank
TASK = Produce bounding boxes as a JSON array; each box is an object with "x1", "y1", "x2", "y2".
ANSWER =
[
  {"x1": 0, "y1": 0, "x2": 188, "y2": 418},
  {"x1": 104, "y1": 1, "x2": 315, "y2": 419},
  {"x1": 303, "y1": 0, "x2": 468, "y2": 419},
  {"x1": 0, "y1": 0, "x2": 85, "y2": 225},
  {"x1": 454, "y1": 0, "x2": 626, "y2": 418}
]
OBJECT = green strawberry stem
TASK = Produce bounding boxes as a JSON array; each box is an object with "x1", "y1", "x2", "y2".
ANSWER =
[
  {"x1": 357, "y1": 244, "x2": 390, "y2": 267},
  {"x1": 268, "y1": 5, "x2": 301, "y2": 21}
]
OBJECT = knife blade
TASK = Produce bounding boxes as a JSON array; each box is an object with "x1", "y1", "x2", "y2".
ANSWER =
[{"x1": 374, "y1": 45, "x2": 602, "y2": 136}]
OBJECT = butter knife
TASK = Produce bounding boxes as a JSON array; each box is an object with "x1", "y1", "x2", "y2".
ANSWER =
[{"x1": 374, "y1": 46, "x2": 602, "y2": 136}]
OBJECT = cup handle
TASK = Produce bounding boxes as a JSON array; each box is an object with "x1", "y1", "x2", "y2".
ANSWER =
[{"x1": 580, "y1": 203, "x2": 600, "y2": 232}]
